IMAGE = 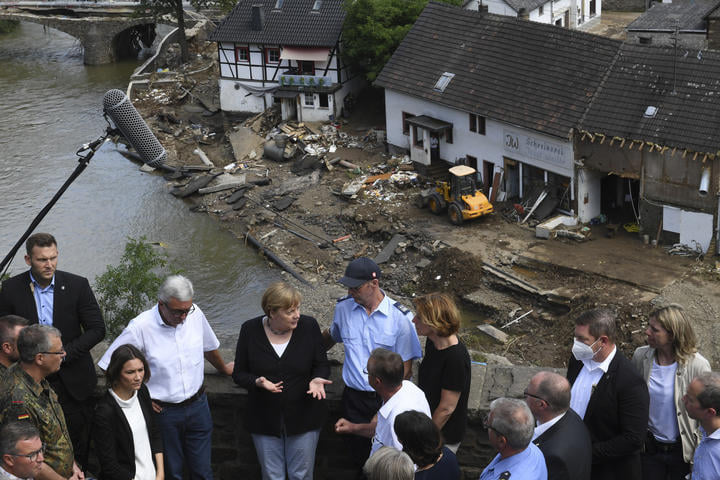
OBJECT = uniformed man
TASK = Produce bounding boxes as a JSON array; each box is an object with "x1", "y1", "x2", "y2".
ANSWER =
[
  {"x1": 0, "y1": 315, "x2": 30, "y2": 382},
  {"x1": 0, "y1": 422, "x2": 44, "y2": 480},
  {"x1": 0, "y1": 324, "x2": 82, "y2": 480},
  {"x1": 322, "y1": 257, "x2": 422, "y2": 471},
  {"x1": 683, "y1": 372, "x2": 720, "y2": 480},
  {"x1": 479, "y1": 397, "x2": 548, "y2": 480}
]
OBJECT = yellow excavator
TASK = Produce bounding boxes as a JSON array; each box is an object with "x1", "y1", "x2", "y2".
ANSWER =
[{"x1": 426, "y1": 165, "x2": 493, "y2": 225}]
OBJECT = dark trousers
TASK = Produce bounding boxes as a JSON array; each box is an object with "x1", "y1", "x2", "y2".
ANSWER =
[
  {"x1": 50, "y1": 378, "x2": 93, "y2": 470},
  {"x1": 641, "y1": 434, "x2": 689, "y2": 480},
  {"x1": 341, "y1": 387, "x2": 382, "y2": 474}
]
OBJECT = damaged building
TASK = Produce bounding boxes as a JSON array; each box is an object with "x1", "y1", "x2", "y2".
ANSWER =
[{"x1": 376, "y1": 2, "x2": 720, "y2": 253}]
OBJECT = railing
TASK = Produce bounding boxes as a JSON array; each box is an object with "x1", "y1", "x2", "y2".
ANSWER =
[{"x1": 279, "y1": 73, "x2": 333, "y2": 87}]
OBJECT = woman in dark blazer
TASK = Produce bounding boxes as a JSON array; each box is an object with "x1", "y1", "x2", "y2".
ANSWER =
[
  {"x1": 233, "y1": 282, "x2": 331, "y2": 480},
  {"x1": 93, "y1": 344, "x2": 163, "y2": 480}
]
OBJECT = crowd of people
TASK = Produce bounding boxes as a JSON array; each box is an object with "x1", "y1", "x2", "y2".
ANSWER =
[{"x1": 0, "y1": 232, "x2": 718, "y2": 480}]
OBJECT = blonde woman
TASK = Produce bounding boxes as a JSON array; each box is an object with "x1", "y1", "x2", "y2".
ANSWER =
[
  {"x1": 632, "y1": 304, "x2": 711, "y2": 480},
  {"x1": 412, "y1": 293, "x2": 471, "y2": 453},
  {"x1": 232, "y1": 282, "x2": 331, "y2": 480}
]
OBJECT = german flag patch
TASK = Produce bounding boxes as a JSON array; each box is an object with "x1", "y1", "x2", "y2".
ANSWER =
[{"x1": 16, "y1": 414, "x2": 30, "y2": 420}]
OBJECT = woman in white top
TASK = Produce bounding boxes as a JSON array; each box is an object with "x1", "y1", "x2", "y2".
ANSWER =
[
  {"x1": 631, "y1": 304, "x2": 711, "y2": 480},
  {"x1": 93, "y1": 344, "x2": 164, "y2": 480}
]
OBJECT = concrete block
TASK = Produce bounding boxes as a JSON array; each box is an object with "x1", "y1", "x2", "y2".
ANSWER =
[
  {"x1": 476, "y1": 324, "x2": 509, "y2": 344},
  {"x1": 536, "y1": 214, "x2": 578, "y2": 239}
]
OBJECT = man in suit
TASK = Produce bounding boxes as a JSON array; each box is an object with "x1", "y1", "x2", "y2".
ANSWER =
[
  {"x1": 525, "y1": 371, "x2": 592, "y2": 480},
  {"x1": 0, "y1": 233, "x2": 105, "y2": 470},
  {"x1": 567, "y1": 308, "x2": 649, "y2": 480}
]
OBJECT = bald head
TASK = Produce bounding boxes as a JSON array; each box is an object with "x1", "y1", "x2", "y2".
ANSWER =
[{"x1": 526, "y1": 371, "x2": 571, "y2": 422}]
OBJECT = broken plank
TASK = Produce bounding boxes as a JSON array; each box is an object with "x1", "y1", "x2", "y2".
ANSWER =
[
  {"x1": 198, "y1": 181, "x2": 246, "y2": 195},
  {"x1": 374, "y1": 234, "x2": 406, "y2": 264},
  {"x1": 171, "y1": 173, "x2": 221, "y2": 198}
]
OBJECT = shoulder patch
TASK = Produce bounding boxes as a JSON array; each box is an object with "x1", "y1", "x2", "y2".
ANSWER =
[
  {"x1": 337, "y1": 295, "x2": 352, "y2": 303},
  {"x1": 393, "y1": 302, "x2": 411, "y2": 315},
  {"x1": 499, "y1": 472, "x2": 511, "y2": 480}
]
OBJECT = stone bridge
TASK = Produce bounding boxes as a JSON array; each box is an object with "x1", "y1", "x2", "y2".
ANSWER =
[{"x1": 0, "y1": 2, "x2": 164, "y2": 64}]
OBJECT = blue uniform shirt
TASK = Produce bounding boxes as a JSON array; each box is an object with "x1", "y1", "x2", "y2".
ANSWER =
[
  {"x1": 479, "y1": 442, "x2": 548, "y2": 480},
  {"x1": 30, "y1": 272, "x2": 54, "y2": 326},
  {"x1": 330, "y1": 291, "x2": 422, "y2": 391},
  {"x1": 693, "y1": 426, "x2": 720, "y2": 480}
]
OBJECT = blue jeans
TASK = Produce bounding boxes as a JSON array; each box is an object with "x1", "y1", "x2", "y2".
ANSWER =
[
  {"x1": 251, "y1": 429, "x2": 321, "y2": 480},
  {"x1": 155, "y1": 393, "x2": 213, "y2": 480}
]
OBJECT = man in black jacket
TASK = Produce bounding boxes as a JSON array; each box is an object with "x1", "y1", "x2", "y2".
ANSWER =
[
  {"x1": 0, "y1": 232, "x2": 105, "y2": 470},
  {"x1": 567, "y1": 308, "x2": 649, "y2": 480},
  {"x1": 525, "y1": 371, "x2": 592, "y2": 480}
]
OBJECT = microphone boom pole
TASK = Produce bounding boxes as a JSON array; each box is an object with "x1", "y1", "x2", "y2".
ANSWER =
[{"x1": 0, "y1": 131, "x2": 110, "y2": 276}]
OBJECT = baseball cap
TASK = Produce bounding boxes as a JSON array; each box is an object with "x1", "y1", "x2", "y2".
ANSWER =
[{"x1": 339, "y1": 257, "x2": 381, "y2": 288}]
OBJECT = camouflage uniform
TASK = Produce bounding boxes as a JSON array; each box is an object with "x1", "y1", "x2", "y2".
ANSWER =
[{"x1": 0, "y1": 364, "x2": 74, "y2": 478}]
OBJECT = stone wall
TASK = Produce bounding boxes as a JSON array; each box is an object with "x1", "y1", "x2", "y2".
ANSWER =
[{"x1": 201, "y1": 361, "x2": 561, "y2": 479}]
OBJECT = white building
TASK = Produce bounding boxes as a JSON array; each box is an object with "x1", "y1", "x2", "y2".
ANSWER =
[
  {"x1": 210, "y1": 0, "x2": 364, "y2": 122},
  {"x1": 463, "y1": 0, "x2": 600, "y2": 28}
]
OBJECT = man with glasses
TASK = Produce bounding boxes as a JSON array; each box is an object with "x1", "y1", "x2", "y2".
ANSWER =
[
  {"x1": 98, "y1": 275, "x2": 233, "y2": 480},
  {"x1": 323, "y1": 258, "x2": 422, "y2": 472},
  {"x1": 479, "y1": 397, "x2": 547, "y2": 480},
  {"x1": 0, "y1": 324, "x2": 82, "y2": 480},
  {"x1": 0, "y1": 233, "x2": 105, "y2": 471},
  {"x1": 524, "y1": 371, "x2": 591, "y2": 480},
  {"x1": 0, "y1": 422, "x2": 44, "y2": 480}
]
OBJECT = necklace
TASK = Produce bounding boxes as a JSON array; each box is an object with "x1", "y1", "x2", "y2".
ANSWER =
[{"x1": 265, "y1": 316, "x2": 290, "y2": 336}]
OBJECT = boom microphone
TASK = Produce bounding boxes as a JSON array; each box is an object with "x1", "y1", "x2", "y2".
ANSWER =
[{"x1": 103, "y1": 89, "x2": 167, "y2": 168}]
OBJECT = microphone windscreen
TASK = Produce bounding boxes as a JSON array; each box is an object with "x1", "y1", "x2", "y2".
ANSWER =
[{"x1": 103, "y1": 89, "x2": 167, "y2": 168}]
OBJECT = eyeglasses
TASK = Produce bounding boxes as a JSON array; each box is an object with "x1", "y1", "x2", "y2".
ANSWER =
[
  {"x1": 10, "y1": 444, "x2": 44, "y2": 462},
  {"x1": 363, "y1": 367, "x2": 373, "y2": 376},
  {"x1": 523, "y1": 389, "x2": 547, "y2": 403},
  {"x1": 483, "y1": 414, "x2": 506, "y2": 438},
  {"x1": 348, "y1": 281, "x2": 371, "y2": 292},
  {"x1": 163, "y1": 303, "x2": 195, "y2": 317},
  {"x1": 40, "y1": 348, "x2": 65, "y2": 355}
]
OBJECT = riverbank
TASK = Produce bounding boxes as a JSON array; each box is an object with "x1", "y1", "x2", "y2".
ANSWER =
[{"x1": 120, "y1": 29, "x2": 720, "y2": 370}]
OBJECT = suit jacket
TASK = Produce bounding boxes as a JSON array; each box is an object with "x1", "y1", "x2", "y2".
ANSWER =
[
  {"x1": 0, "y1": 270, "x2": 105, "y2": 400},
  {"x1": 567, "y1": 351, "x2": 649, "y2": 480},
  {"x1": 533, "y1": 409, "x2": 592, "y2": 480},
  {"x1": 92, "y1": 384, "x2": 162, "y2": 480}
]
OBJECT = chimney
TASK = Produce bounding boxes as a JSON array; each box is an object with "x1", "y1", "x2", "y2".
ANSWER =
[
  {"x1": 251, "y1": 5, "x2": 264, "y2": 31},
  {"x1": 518, "y1": 7, "x2": 529, "y2": 20}
]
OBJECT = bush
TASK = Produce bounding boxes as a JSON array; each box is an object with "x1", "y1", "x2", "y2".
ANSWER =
[{"x1": 94, "y1": 237, "x2": 173, "y2": 341}]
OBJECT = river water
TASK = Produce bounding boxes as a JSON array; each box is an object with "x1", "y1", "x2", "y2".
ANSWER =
[{"x1": 0, "y1": 23, "x2": 280, "y2": 345}]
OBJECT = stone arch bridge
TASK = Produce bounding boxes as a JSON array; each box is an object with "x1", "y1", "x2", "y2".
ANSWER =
[{"x1": 0, "y1": 2, "x2": 169, "y2": 64}]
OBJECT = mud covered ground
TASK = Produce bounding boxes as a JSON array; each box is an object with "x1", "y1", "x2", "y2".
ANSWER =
[{"x1": 125, "y1": 35, "x2": 720, "y2": 370}]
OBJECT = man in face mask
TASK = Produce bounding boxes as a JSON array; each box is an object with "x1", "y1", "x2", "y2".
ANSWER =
[{"x1": 566, "y1": 308, "x2": 649, "y2": 480}]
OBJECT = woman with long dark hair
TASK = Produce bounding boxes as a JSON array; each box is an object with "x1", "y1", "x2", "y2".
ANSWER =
[{"x1": 93, "y1": 344, "x2": 163, "y2": 480}]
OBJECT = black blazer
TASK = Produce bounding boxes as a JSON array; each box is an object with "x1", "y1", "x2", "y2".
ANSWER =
[
  {"x1": 567, "y1": 351, "x2": 649, "y2": 480},
  {"x1": 92, "y1": 384, "x2": 162, "y2": 480},
  {"x1": 0, "y1": 270, "x2": 105, "y2": 401},
  {"x1": 232, "y1": 315, "x2": 330, "y2": 437},
  {"x1": 533, "y1": 409, "x2": 592, "y2": 480}
]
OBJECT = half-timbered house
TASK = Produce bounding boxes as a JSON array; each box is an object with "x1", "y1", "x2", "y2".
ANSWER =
[{"x1": 210, "y1": 0, "x2": 363, "y2": 121}]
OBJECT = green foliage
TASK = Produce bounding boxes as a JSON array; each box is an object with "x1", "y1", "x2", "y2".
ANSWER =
[
  {"x1": 342, "y1": 0, "x2": 462, "y2": 82},
  {"x1": 94, "y1": 237, "x2": 172, "y2": 341}
]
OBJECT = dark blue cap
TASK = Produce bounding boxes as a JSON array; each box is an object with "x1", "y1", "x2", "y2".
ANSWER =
[{"x1": 339, "y1": 257, "x2": 381, "y2": 288}]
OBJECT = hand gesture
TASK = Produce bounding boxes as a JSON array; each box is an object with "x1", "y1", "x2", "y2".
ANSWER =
[
  {"x1": 307, "y1": 377, "x2": 332, "y2": 399},
  {"x1": 334, "y1": 417, "x2": 355, "y2": 435},
  {"x1": 256, "y1": 376, "x2": 283, "y2": 393}
]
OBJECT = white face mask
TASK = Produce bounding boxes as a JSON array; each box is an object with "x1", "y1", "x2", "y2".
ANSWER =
[{"x1": 572, "y1": 338, "x2": 601, "y2": 362}]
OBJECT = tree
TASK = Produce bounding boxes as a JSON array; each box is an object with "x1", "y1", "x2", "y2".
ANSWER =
[
  {"x1": 342, "y1": 0, "x2": 462, "y2": 82},
  {"x1": 94, "y1": 237, "x2": 173, "y2": 341},
  {"x1": 136, "y1": 0, "x2": 235, "y2": 63}
]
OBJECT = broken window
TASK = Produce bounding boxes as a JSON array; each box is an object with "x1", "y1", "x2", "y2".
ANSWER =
[
  {"x1": 319, "y1": 93, "x2": 329, "y2": 108},
  {"x1": 433, "y1": 72, "x2": 455, "y2": 92},
  {"x1": 402, "y1": 112, "x2": 414, "y2": 135}
]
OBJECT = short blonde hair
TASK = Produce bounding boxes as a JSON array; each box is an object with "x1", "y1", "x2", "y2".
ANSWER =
[
  {"x1": 261, "y1": 282, "x2": 301, "y2": 316},
  {"x1": 413, "y1": 292, "x2": 460, "y2": 337},
  {"x1": 650, "y1": 304, "x2": 697, "y2": 363}
]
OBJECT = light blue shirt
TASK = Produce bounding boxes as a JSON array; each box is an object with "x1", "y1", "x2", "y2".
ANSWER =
[
  {"x1": 30, "y1": 272, "x2": 54, "y2": 326},
  {"x1": 479, "y1": 442, "x2": 548, "y2": 480},
  {"x1": 693, "y1": 426, "x2": 720, "y2": 480},
  {"x1": 330, "y1": 291, "x2": 421, "y2": 391}
]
